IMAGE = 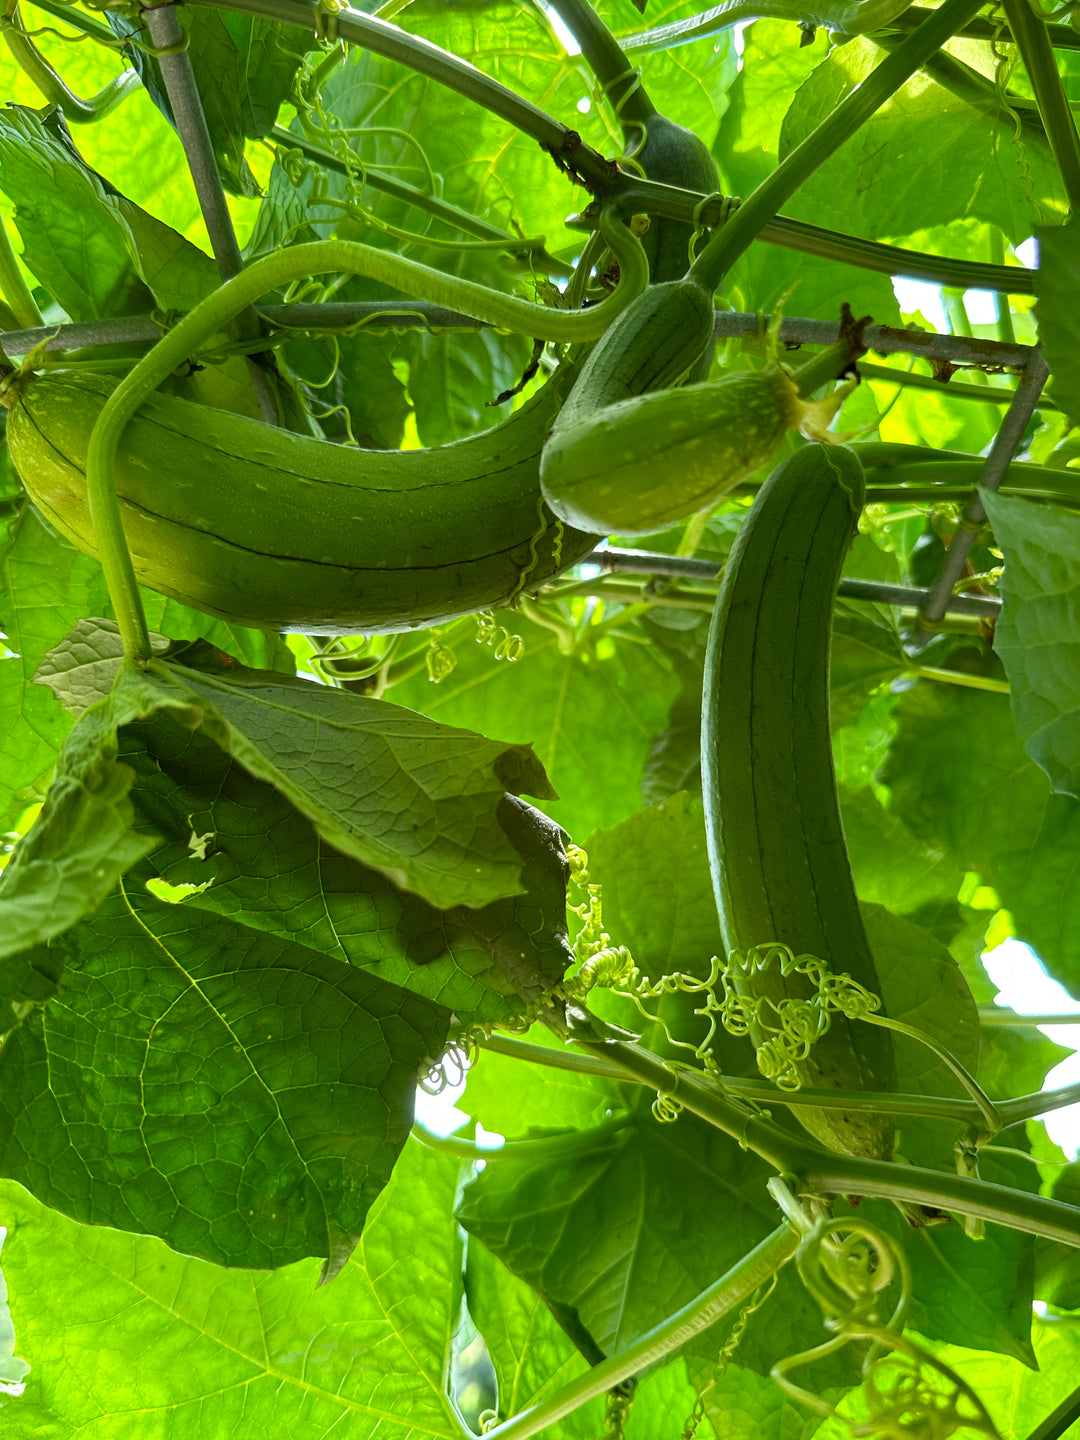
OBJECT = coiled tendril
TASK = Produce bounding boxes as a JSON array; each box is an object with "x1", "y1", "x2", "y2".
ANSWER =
[{"x1": 773, "y1": 1215, "x2": 1001, "y2": 1440}]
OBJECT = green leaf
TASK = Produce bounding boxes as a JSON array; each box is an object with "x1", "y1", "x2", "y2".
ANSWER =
[
  {"x1": 109, "y1": 8, "x2": 301, "y2": 198},
  {"x1": 153, "y1": 649, "x2": 556, "y2": 910},
  {"x1": 457, "y1": 1110, "x2": 858, "y2": 1387},
  {"x1": 778, "y1": 36, "x2": 1065, "y2": 244},
  {"x1": 34, "y1": 617, "x2": 171, "y2": 715},
  {"x1": 982, "y1": 489, "x2": 1080, "y2": 799},
  {"x1": 873, "y1": 1157, "x2": 1037, "y2": 1367},
  {"x1": 0, "y1": 1139, "x2": 467, "y2": 1433},
  {"x1": 1035, "y1": 217, "x2": 1080, "y2": 425},
  {"x1": 583, "y1": 790, "x2": 757, "y2": 1071},
  {"x1": 126, "y1": 713, "x2": 570, "y2": 1018},
  {"x1": 0, "y1": 694, "x2": 159, "y2": 964},
  {"x1": 1034, "y1": 1160, "x2": 1080, "y2": 1310},
  {"x1": 0, "y1": 510, "x2": 292, "y2": 831},
  {"x1": 884, "y1": 682, "x2": 1080, "y2": 995},
  {"x1": 0, "y1": 107, "x2": 217, "y2": 314},
  {"x1": 840, "y1": 787, "x2": 963, "y2": 919},
  {"x1": 867, "y1": 904, "x2": 980, "y2": 1126},
  {"x1": 0, "y1": 884, "x2": 448, "y2": 1268}
]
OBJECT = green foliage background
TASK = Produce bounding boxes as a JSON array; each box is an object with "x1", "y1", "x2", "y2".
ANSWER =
[{"x1": 2, "y1": 0, "x2": 1080, "y2": 1435}]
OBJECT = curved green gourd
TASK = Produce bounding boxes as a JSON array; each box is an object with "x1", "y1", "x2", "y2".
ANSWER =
[
  {"x1": 700, "y1": 443, "x2": 897, "y2": 1160},
  {"x1": 9, "y1": 365, "x2": 595, "y2": 632},
  {"x1": 5, "y1": 210, "x2": 647, "y2": 649}
]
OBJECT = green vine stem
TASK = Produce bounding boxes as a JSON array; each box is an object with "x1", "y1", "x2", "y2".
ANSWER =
[
  {"x1": 620, "y1": 0, "x2": 923, "y2": 51},
  {"x1": 479, "y1": 1222, "x2": 800, "y2": 1440},
  {"x1": 1, "y1": 1, "x2": 140, "y2": 121},
  {"x1": 687, "y1": 0, "x2": 988, "y2": 294},
  {"x1": 576, "y1": 1033, "x2": 1080, "y2": 1247},
  {"x1": 979, "y1": 1008, "x2": 1080, "y2": 1026},
  {"x1": 412, "y1": 1113, "x2": 631, "y2": 1163},
  {"x1": 0, "y1": 212, "x2": 43, "y2": 330},
  {"x1": 1001, "y1": 0, "x2": 1080, "y2": 211},
  {"x1": 477, "y1": 1032, "x2": 1080, "y2": 1132},
  {"x1": 544, "y1": 0, "x2": 656, "y2": 125},
  {"x1": 81, "y1": 213, "x2": 647, "y2": 661}
]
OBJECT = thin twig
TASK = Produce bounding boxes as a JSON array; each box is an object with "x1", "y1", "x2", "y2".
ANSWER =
[
  {"x1": 591, "y1": 548, "x2": 1003, "y2": 619},
  {"x1": 3, "y1": 307, "x2": 1038, "y2": 371},
  {"x1": 714, "y1": 312, "x2": 1037, "y2": 369},
  {"x1": 141, "y1": 0, "x2": 279, "y2": 423},
  {"x1": 914, "y1": 351, "x2": 1050, "y2": 640},
  {"x1": 0, "y1": 302, "x2": 485, "y2": 355}
]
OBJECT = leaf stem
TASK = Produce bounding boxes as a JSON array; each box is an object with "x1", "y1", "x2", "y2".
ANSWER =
[
  {"x1": 480, "y1": 1222, "x2": 800, "y2": 1439},
  {"x1": 0, "y1": 211, "x2": 43, "y2": 330},
  {"x1": 580, "y1": 1035, "x2": 1080, "y2": 1246},
  {"x1": 411, "y1": 1114, "x2": 631, "y2": 1162},
  {"x1": 687, "y1": 0, "x2": 989, "y2": 294},
  {"x1": 911, "y1": 666, "x2": 1010, "y2": 694},
  {"x1": 978, "y1": 1008, "x2": 1080, "y2": 1026},
  {"x1": 141, "y1": 0, "x2": 279, "y2": 424}
]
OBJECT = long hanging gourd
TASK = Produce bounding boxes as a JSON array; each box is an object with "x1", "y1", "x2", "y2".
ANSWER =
[{"x1": 700, "y1": 443, "x2": 897, "y2": 1160}]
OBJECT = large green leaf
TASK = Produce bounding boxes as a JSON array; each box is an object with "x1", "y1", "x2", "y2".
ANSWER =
[
  {"x1": 457, "y1": 1109, "x2": 858, "y2": 1388},
  {"x1": 465, "y1": 1238, "x2": 603, "y2": 1436},
  {"x1": 982, "y1": 488, "x2": 1080, "y2": 799},
  {"x1": 778, "y1": 36, "x2": 1065, "y2": 243},
  {"x1": 0, "y1": 106, "x2": 217, "y2": 314},
  {"x1": 127, "y1": 715, "x2": 571, "y2": 1019},
  {"x1": 151, "y1": 647, "x2": 556, "y2": 910},
  {"x1": 0, "y1": 885, "x2": 448, "y2": 1269},
  {"x1": 0, "y1": 1140, "x2": 467, "y2": 1435},
  {"x1": 884, "y1": 681, "x2": 1080, "y2": 996}
]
